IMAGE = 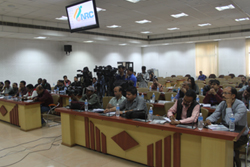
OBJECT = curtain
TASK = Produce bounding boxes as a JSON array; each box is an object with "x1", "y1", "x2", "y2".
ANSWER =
[{"x1": 195, "y1": 42, "x2": 218, "y2": 78}]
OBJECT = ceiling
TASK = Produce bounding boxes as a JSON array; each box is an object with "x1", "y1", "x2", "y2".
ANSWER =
[{"x1": 0, "y1": 0, "x2": 250, "y2": 46}]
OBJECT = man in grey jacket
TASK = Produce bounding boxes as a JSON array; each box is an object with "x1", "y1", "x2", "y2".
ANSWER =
[
  {"x1": 204, "y1": 86, "x2": 249, "y2": 167},
  {"x1": 137, "y1": 66, "x2": 149, "y2": 88}
]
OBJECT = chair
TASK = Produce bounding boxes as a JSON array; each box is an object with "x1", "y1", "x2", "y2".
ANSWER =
[
  {"x1": 148, "y1": 82, "x2": 153, "y2": 88},
  {"x1": 224, "y1": 76, "x2": 231, "y2": 80},
  {"x1": 162, "y1": 87, "x2": 169, "y2": 92},
  {"x1": 146, "y1": 103, "x2": 154, "y2": 114},
  {"x1": 171, "y1": 75, "x2": 176, "y2": 78},
  {"x1": 196, "y1": 83, "x2": 205, "y2": 90},
  {"x1": 222, "y1": 84, "x2": 235, "y2": 89},
  {"x1": 137, "y1": 88, "x2": 149, "y2": 93},
  {"x1": 146, "y1": 91, "x2": 161, "y2": 101},
  {"x1": 164, "y1": 92, "x2": 177, "y2": 101},
  {"x1": 238, "y1": 74, "x2": 244, "y2": 77},
  {"x1": 185, "y1": 74, "x2": 191, "y2": 78},
  {"x1": 43, "y1": 94, "x2": 61, "y2": 127},
  {"x1": 200, "y1": 107, "x2": 208, "y2": 121},
  {"x1": 199, "y1": 95, "x2": 205, "y2": 103},
  {"x1": 177, "y1": 75, "x2": 183, "y2": 78},
  {"x1": 229, "y1": 73, "x2": 235, "y2": 78},
  {"x1": 208, "y1": 74, "x2": 216, "y2": 78},
  {"x1": 218, "y1": 75, "x2": 224, "y2": 78},
  {"x1": 164, "y1": 102, "x2": 175, "y2": 115},
  {"x1": 102, "y1": 96, "x2": 113, "y2": 109}
]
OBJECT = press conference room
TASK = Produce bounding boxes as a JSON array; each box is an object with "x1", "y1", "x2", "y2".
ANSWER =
[{"x1": 0, "y1": 0, "x2": 250, "y2": 167}]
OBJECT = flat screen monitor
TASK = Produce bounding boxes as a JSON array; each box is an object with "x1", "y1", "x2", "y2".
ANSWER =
[{"x1": 66, "y1": 0, "x2": 99, "y2": 32}]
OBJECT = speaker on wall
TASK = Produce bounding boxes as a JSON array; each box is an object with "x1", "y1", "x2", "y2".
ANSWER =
[{"x1": 64, "y1": 45, "x2": 72, "y2": 54}]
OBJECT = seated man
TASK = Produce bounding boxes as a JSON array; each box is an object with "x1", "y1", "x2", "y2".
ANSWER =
[
  {"x1": 198, "y1": 71, "x2": 206, "y2": 81},
  {"x1": 35, "y1": 78, "x2": 42, "y2": 88},
  {"x1": 41, "y1": 79, "x2": 51, "y2": 90},
  {"x1": 104, "y1": 86, "x2": 126, "y2": 113},
  {"x1": 12, "y1": 83, "x2": 18, "y2": 95},
  {"x1": 71, "y1": 76, "x2": 81, "y2": 87},
  {"x1": 63, "y1": 75, "x2": 71, "y2": 87},
  {"x1": 204, "y1": 87, "x2": 249, "y2": 167},
  {"x1": 72, "y1": 86, "x2": 101, "y2": 109},
  {"x1": 34, "y1": 85, "x2": 53, "y2": 123},
  {"x1": 118, "y1": 86, "x2": 147, "y2": 114},
  {"x1": 15, "y1": 81, "x2": 27, "y2": 97},
  {"x1": 126, "y1": 67, "x2": 137, "y2": 87},
  {"x1": 203, "y1": 80, "x2": 212, "y2": 96},
  {"x1": 167, "y1": 90, "x2": 200, "y2": 125},
  {"x1": 174, "y1": 81, "x2": 192, "y2": 100},
  {"x1": 2, "y1": 80, "x2": 13, "y2": 96},
  {"x1": 237, "y1": 86, "x2": 250, "y2": 108},
  {"x1": 23, "y1": 84, "x2": 38, "y2": 99},
  {"x1": 0, "y1": 82, "x2": 4, "y2": 92},
  {"x1": 54, "y1": 80, "x2": 65, "y2": 91},
  {"x1": 239, "y1": 79, "x2": 250, "y2": 92},
  {"x1": 92, "y1": 77, "x2": 97, "y2": 89},
  {"x1": 203, "y1": 80, "x2": 223, "y2": 105},
  {"x1": 151, "y1": 78, "x2": 163, "y2": 92},
  {"x1": 238, "y1": 76, "x2": 247, "y2": 88}
]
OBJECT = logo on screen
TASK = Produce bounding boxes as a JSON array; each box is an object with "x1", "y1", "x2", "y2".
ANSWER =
[{"x1": 74, "y1": 6, "x2": 94, "y2": 22}]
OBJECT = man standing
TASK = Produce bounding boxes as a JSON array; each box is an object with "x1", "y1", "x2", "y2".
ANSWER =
[
  {"x1": 116, "y1": 65, "x2": 126, "y2": 80},
  {"x1": 204, "y1": 87, "x2": 249, "y2": 167},
  {"x1": 168, "y1": 90, "x2": 200, "y2": 125},
  {"x1": 104, "y1": 86, "x2": 126, "y2": 113},
  {"x1": 203, "y1": 80, "x2": 223, "y2": 105},
  {"x1": 198, "y1": 71, "x2": 206, "y2": 81},
  {"x1": 137, "y1": 66, "x2": 149, "y2": 88},
  {"x1": 126, "y1": 67, "x2": 137, "y2": 87},
  {"x1": 238, "y1": 76, "x2": 247, "y2": 88},
  {"x1": 72, "y1": 86, "x2": 101, "y2": 109}
]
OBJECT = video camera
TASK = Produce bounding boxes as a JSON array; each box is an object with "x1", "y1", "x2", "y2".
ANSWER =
[
  {"x1": 76, "y1": 67, "x2": 92, "y2": 88},
  {"x1": 93, "y1": 65, "x2": 118, "y2": 78},
  {"x1": 66, "y1": 86, "x2": 83, "y2": 96}
]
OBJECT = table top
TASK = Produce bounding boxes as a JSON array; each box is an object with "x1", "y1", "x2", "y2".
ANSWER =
[
  {"x1": 56, "y1": 107, "x2": 245, "y2": 141},
  {"x1": 0, "y1": 98, "x2": 41, "y2": 106}
]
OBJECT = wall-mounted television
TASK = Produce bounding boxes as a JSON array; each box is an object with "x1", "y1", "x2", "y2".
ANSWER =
[{"x1": 66, "y1": 0, "x2": 99, "y2": 33}]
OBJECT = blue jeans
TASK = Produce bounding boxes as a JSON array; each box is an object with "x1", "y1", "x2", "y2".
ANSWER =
[{"x1": 41, "y1": 105, "x2": 50, "y2": 124}]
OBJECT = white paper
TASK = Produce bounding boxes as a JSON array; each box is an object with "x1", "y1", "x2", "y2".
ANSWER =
[
  {"x1": 25, "y1": 100, "x2": 34, "y2": 103},
  {"x1": 207, "y1": 124, "x2": 229, "y2": 131},
  {"x1": 163, "y1": 117, "x2": 178, "y2": 122},
  {"x1": 200, "y1": 103, "x2": 211, "y2": 107},
  {"x1": 92, "y1": 109, "x2": 105, "y2": 112}
]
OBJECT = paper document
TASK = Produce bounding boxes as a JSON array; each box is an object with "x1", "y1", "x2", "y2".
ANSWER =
[
  {"x1": 200, "y1": 103, "x2": 211, "y2": 107},
  {"x1": 149, "y1": 120, "x2": 167, "y2": 124},
  {"x1": 92, "y1": 109, "x2": 105, "y2": 112},
  {"x1": 207, "y1": 124, "x2": 229, "y2": 131},
  {"x1": 163, "y1": 117, "x2": 178, "y2": 122},
  {"x1": 25, "y1": 100, "x2": 34, "y2": 103}
]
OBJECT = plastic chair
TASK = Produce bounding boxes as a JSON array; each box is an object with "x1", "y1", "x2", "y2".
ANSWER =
[
  {"x1": 164, "y1": 92, "x2": 177, "y2": 101},
  {"x1": 146, "y1": 91, "x2": 160, "y2": 101},
  {"x1": 137, "y1": 88, "x2": 149, "y2": 93},
  {"x1": 146, "y1": 103, "x2": 154, "y2": 115},
  {"x1": 103, "y1": 96, "x2": 113, "y2": 108},
  {"x1": 199, "y1": 95, "x2": 205, "y2": 103},
  {"x1": 200, "y1": 107, "x2": 208, "y2": 121},
  {"x1": 164, "y1": 102, "x2": 175, "y2": 115}
]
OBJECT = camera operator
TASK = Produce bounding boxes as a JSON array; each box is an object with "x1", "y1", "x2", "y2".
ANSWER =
[
  {"x1": 70, "y1": 76, "x2": 81, "y2": 87},
  {"x1": 116, "y1": 65, "x2": 126, "y2": 80},
  {"x1": 137, "y1": 66, "x2": 149, "y2": 88}
]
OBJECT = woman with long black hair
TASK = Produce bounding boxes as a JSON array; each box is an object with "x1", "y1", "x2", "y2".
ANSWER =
[{"x1": 187, "y1": 77, "x2": 199, "y2": 94}]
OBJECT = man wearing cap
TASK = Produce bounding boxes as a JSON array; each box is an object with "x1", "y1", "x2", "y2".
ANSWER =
[{"x1": 72, "y1": 86, "x2": 101, "y2": 109}]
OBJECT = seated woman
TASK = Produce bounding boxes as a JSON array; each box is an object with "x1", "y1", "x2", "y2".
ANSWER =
[{"x1": 187, "y1": 77, "x2": 199, "y2": 94}]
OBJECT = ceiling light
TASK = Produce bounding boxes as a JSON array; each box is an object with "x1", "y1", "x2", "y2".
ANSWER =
[
  {"x1": 141, "y1": 45, "x2": 148, "y2": 47},
  {"x1": 186, "y1": 41, "x2": 194, "y2": 43},
  {"x1": 162, "y1": 43, "x2": 169, "y2": 45},
  {"x1": 126, "y1": 0, "x2": 141, "y2": 3},
  {"x1": 56, "y1": 16, "x2": 68, "y2": 20},
  {"x1": 171, "y1": 13, "x2": 188, "y2": 18},
  {"x1": 135, "y1": 19, "x2": 151, "y2": 24},
  {"x1": 34, "y1": 36, "x2": 46, "y2": 39},
  {"x1": 129, "y1": 40, "x2": 141, "y2": 44},
  {"x1": 119, "y1": 43, "x2": 127, "y2": 46},
  {"x1": 84, "y1": 41, "x2": 94, "y2": 43},
  {"x1": 246, "y1": 36, "x2": 250, "y2": 38},
  {"x1": 141, "y1": 31, "x2": 151, "y2": 34},
  {"x1": 107, "y1": 25, "x2": 121, "y2": 28},
  {"x1": 96, "y1": 7, "x2": 106, "y2": 12},
  {"x1": 198, "y1": 23, "x2": 211, "y2": 27},
  {"x1": 215, "y1": 4, "x2": 235, "y2": 11},
  {"x1": 235, "y1": 17, "x2": 249, "y2": 22},
  {"x1": 214, "y1": 39, "x2": 221, "y2": 41},
  {"x1": 167, "y1": 27, "x2": 179, "y2": 31}
]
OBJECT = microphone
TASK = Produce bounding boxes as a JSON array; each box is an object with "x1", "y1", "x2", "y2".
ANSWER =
[{"x1": 191, "y1": 111, "x2": 200, "y2": 129}]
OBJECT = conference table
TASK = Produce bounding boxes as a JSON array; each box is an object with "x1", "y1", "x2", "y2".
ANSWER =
[
  {"x1": 0, "y1": 98, "x2": 42, "y2": 131},
  {"x1": 56, "y1": 107, "x2": 244, "y2": 167}
]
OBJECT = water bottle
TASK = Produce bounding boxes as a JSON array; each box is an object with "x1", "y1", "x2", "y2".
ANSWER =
[
  {"x1": 141, "y1": 93, "x2": 144, "y2": 99},
  {"x1": 171, "y1": 94, "x2": 174, "y2": 102},
  {"x1": 116, "y1": 104, "x2": 120, "y2": 117},
  {"x1": 196, "y1": 95, "x2": 200, "y2": 103},
  {"x1": 178, "y1": 87, "x2": 180, "y2": 92},
  {"x1": 19, "y1": 92, "x2": 22, "y2": 101},
  {"x1": 151, "y1": 93, "x2": 155, "y2": 103},
  {"x1": 229, "y1": 114, "x2": 235, "y2": 131},
  {"x1": 64, "y1": 87, "x2": 67, "y2": 94},
  {"x1": 85, "y1": 99, "x2": 88, "y2": 112},
  {"x1": 137, "y1": 91, "x2": 139, "y2": 96},
  {"x1": 149, "y1": 86, "x2": 152, "y2": 91},
  {"x1": 69, "y1": 97, "x2": 72, "y2": 106},
  {"x1": 198, "y1": 113, "x2": 203, "y2": 130},
  {"x1": 56, "y1": 87, "x2": 59, "y2": 94},
  {"x1": 200, "y1": 88, "x2": 203, "y2": 95},
  {"x1": 157, "y1": 86, "x2": 159, "y2": 92},
  {"x1": 148, "y1": 107, "x2": 153, "y2": 121}
]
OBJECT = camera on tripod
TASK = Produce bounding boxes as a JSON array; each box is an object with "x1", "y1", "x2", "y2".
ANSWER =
[
  {"x1": 93, "y1": 65, "x2": 118, "y2": 77},
  {"x1": 76, "y1": 67, "x2": 92, "y2": 88}
]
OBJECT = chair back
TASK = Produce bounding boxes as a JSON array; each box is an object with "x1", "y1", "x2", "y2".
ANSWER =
[
  {"x1": 51, "y1": 94, "x2": 60, "y2": 104},
  {"x1": 103, "y1": 96, "x2": 113, "y2": 108},
  {"x1": 137, "y1": 88, "x2": 149, "y2": 93},
  {"x1": 208, "y1": 74, "x2": 216, "y2": 78},
  {"x1": 200, "y1": 107, "x2": 209, "y2": 121},
  {"x1": 196, "y1": 83, "x2": 205, "y2": 89},
  {"x1": 222, "y1": 84, "x2": 235, "y2": 89},
  {"x1": 164, "y1": 102, "x2": 175, "y2": 115},
  {"x1": 164, "y1": 92, "x2": 177, "y2": 101},
  {"x1": 146, "y1": 103, "x2": 154, "y2": 114},
  {"x1": 247, "y1": 111, "x2": 250, "y2": 128},
  {"x1": 146, "y1": 91, "x2": 161, "y2": 100},
  {"x1": 199, "y1": 95, "x2": 205, "y2": 103}
]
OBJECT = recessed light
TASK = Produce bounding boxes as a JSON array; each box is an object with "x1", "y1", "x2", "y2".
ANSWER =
[
  {"x1": 34, "y1": 36, "x2": 46, "y2": 39},
  {"x1": 126, "y1": 0, "x2": 141, "y2": 3},
  {"x1": 246, "y1": 36, "x2": 250, "y2": 38},
  {"x1": 215, "y1": 4, "x2": 235, "y2": 11},
  {"x1": 171, "y1": 13, "x2": 188, "y2": 18},
  {"x1": 198, "y1": 23, "x2": 211, "y2": 27},
  {"x1": 84, "y1": 41, "x2": 94, "y2": 43},
  {"x1": 119, "y1": 43, "x2": 127, "y2": 46},
  {"x1": 135, "y1": 19, "x2": 151, "y2": 24},
  {"x1": 107, "y1": 25, "x2": 121, "y2": 28},
  {"x1": 214, "y1": 39, "x2": 221, "y2": 41},
  {"x1": 96, "y1": 7, "x2": 106, "y2": 12},
  {"x1": 56, "y1": 16, "x2": 68, "y2": 20},
  {"x1": 167, "y1": 27, "x2": 179, "y2": 31},
  {"x1": 186, "y1": 41, "x2": 194, "y2": 43},
  {"x1": 141, "y1": 45, "x2": 148, "y2": 47},
  {"x1": 235, "y1": 17, "x2": 249, "y2": 22},
  {"x1": 129, "y1": 40, "x2": 141, "y2": 44},
  {"x1": 141, "y1": 31, "x2": 151, "y2": 34}
]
